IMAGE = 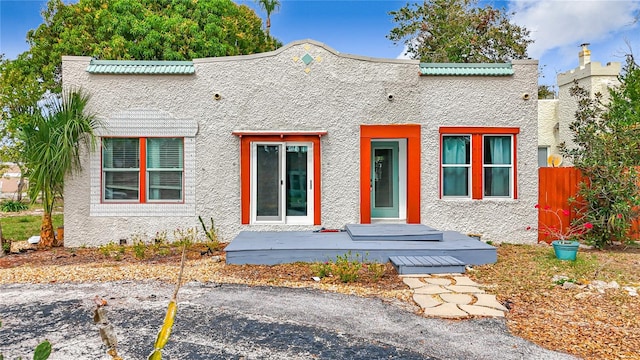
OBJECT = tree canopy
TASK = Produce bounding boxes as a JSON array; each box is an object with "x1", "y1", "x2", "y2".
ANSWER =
[
  {"x1": 387, "y1": 0, "x2": 532, "y2": 63},
  {"x1": 0, "y1": 0, "x2": 277, "y2": 166},
  {"x1": 14, "y1": 0, "x2": 275, "y2": 95}
]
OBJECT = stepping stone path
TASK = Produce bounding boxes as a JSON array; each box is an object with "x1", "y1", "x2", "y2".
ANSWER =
[{"x1": 401, "y1": 274, "x2": 508, "y2": 318}]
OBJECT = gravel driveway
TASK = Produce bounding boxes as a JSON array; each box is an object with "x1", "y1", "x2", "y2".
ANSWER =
[{"x1": 0, "y1": 281, "x2": 576, "y2": 359}]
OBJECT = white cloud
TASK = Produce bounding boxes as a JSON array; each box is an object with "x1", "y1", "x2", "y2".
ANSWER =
[
  {"x1": 510, "y1": 0, "x2": 640, "y2": 60},
  {"x1": 396, "y1": 44, "x2": 413, "y2": 60}
]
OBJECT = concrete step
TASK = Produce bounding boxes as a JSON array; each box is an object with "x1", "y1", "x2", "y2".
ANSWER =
[
  {"x1": 345, "y1": 224, "x2": 443, "y2": 241},
  {"x1": 390, "y1": 255, "x2": 465, "y2": 275}
]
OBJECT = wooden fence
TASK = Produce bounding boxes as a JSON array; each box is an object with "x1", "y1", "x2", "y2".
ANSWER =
[{"x1": 538, "y1": 167, "x2": 640, "y2": 243}]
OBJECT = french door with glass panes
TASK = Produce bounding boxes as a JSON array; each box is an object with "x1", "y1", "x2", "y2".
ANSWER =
[{"x1": 250, "y1": 142, "x2": 314, "y2": 224}]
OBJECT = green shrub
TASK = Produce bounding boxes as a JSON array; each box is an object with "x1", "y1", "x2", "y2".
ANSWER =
[
  {"x1": 153, "y1": 230, "x2": 168, "y2": 245},
  {"x1": 198, "y1": 216, "x2": 222, "y2": 251},
  {"x1": 1, "y1": 200, "x2": 28, "y2": 212},
  {"x1": 561, "y1": 58, "x2": 640, "y2": 248},
  {"x1": 133, "y1": 239, "x2": 147, "y2": 260},
  {"x1": 367, "y1": 262, "x2": 386, "y2": 281},
  {"x1": 311, "y1": 261, "x2": 332, "y2": 278},
  {"x1": 99, "y1": 241, "x2": 125, "y2": 260},
  {"x1": 333, "y1": 252, "x2": 362, "y2": 283},
  {"x1": 312, "y1": 253, "x2": 389, "y2": 283},
  {"x1": 173, "y1": 228, "x2": 197, "y2": 248}
]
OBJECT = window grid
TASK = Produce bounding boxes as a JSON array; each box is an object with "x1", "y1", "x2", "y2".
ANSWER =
[
  {"x1": 441, "y1": 135, "x2": 471, "y2": 198},
  {"x1": 102, "y1": 137, "x2": 184, "y2": 203},
  {"x1": 482, "y1": 135, "x2": 513, "y2": 198},
  {"x1": 439, "y1": 127, "x2": 519, "y2": 200}
]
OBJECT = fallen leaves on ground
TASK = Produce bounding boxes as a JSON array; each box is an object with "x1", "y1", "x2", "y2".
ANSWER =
[
  {"x1": 0, "y1": 245, "x2": 413, "y2": 306},
  {"x1": 470, "y1": 243, "x2": 640, "y2": 360}
]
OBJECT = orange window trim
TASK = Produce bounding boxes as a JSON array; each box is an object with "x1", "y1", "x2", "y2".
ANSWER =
[
  {"x1": 101, "y1": 137, "x2": 185, "y2": 204},
  {"x1": 439, "y1": 126, "x2": 520, "y2": 135},
  {"x1": 139, "y1": 138, "x2": 147, "y2": 203},
  {"x1": 237, "y1": 134, "x2": 322, "y2": 225},
  {"x1": 360, "y1": 124, "x2": 421, "y2": 224},
  {"x1": 439, "y1": 126, "x2": 519, "y2": 200}
]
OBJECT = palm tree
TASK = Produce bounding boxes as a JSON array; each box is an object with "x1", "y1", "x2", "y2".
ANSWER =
[
  {"x1": 255, "y1": 0, "x2": 280, "y2": 38},
  {"x1": 20, "y1": 89, "x2": 99, "y2": 248}
]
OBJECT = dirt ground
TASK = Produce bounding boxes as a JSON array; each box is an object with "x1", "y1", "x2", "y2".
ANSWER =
[{"x1": 1, "y1": 243, "x2": 639, "y2": 359}]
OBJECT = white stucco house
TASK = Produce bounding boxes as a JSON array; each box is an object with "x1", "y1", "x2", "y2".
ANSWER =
[
  {"x1": 538, "y1": 44, "x2": 621, "y2": 166},
  {"x1": 62, "y1": 39, "x2": 539, "y2": 247}
]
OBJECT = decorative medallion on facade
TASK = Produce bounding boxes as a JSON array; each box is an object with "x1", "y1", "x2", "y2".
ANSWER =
[{"x1": 292, "y1": 44, "x2": 323, "y2": 74}]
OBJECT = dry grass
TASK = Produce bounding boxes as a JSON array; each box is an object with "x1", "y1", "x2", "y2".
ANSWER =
[
  {"x1": 1, "y1": 242, "x2": 639, "y2": 359},
  {"x1": 471, "y1": 243, "x2": 640, "y2": 360}
]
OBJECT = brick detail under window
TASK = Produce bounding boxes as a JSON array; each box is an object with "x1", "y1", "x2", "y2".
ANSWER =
[{"x1": 90, "y1": 109, "x2": 196, "y2": 217}]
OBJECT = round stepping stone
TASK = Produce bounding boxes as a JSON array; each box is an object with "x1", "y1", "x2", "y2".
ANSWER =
[
  {"x1": 414, "y1": 285, "x2": 451, "y2": 295},
  {"x1": 422, "y1": 303, "x2": 468, "y2": 318},
  {"x1": 439, "y1": 293, "x2": 473, "y2": 305},
  {"x1": 459, "y1": 304, "x2": 505, "y2": 317},
  {"x1": 444, "y1": 285, "x2": 485, "y2": 293},
  {"x1": 452, "y1": 276, "x2": 481, "y2": 287},
  {"x1": 424, "y1": 278, "x2": 452, "y2": 286},
  {"x1": 402, "y1": 277, "x2": 426, "y2": 289},
  {"x1": 474, "y1": 294, "x2": 508, "y2": 311},
  {"x1": 413, "y1": 294, "x2": 442, "y2": 308}
]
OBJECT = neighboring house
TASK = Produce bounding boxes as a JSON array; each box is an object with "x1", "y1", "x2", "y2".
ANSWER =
[
  {"x1": 62, "y1": 39, "x2": 538, "y2": 247},
  {"x1": 0, "y1": 163, "x2": 25, "y2": 199},
  {"x1": 538, "y1": 44, "x2": 621, "y2": 166}
]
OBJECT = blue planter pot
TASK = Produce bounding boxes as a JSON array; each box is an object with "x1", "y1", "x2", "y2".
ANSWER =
[{"x1": 552, "y1": 240, "x2": 580, "y2": 261}]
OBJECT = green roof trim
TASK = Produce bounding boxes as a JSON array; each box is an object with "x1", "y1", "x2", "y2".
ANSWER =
[
  {"x1": 86, "y1": 60, "x2": 195, "y2": 75},
  {"x1": 419, "y1": 63, "x2": 513, "y2": 76}
]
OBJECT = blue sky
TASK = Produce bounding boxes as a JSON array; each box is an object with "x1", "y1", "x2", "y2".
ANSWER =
[{"x1": 1, "y1": 0, "x2": 639, "y2": 87}]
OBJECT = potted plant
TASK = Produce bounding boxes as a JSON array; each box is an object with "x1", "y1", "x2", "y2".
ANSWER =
[{"x1": 530, "y1": 205, "x2": 593, "y2": 261}]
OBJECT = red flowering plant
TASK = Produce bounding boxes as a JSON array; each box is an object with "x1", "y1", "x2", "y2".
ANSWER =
[{"x1": 529, "y1": 204, "x2": 593, "y2": 244}]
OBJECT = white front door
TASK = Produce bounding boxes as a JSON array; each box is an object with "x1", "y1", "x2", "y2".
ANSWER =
[{"x1": 251, "y1": 142, "x2": 314, "y2": 224}]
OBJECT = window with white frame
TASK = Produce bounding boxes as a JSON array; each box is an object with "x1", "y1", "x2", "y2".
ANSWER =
[
  {"x1": 440, "y1": 127, "x2": 518, "y2": 200},
  {"x1": 483, "y1": 135, "x2": 512, "y2": 197},
  {"x1": 102, "y1": 137, "x2": 183, "y2": 202},
  {"x1": 251, "y1": 141, "x2": 314, "y2": 224},
  {"x1": 441, "y1": 135, "x2": 471, "y2": 197}
]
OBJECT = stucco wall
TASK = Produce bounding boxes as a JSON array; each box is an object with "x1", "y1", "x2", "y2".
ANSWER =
[
  {"x1": 538, "y1": 99, "x2": 559, "y2": 157},
  {"x1": 62, "y1": 40, "x2": 538, "y2": 246},
  {"x1": 554, "y1": 61, "x2": 621, "y2": 164}
]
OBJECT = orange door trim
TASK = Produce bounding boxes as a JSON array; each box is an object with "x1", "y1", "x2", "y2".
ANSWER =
[
  {"x1": 236, "y1": 134, "x2": 322, "y2": 225},
  {"x1": 360, "y1": 124, "x2": 421, "y2": 224}
]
